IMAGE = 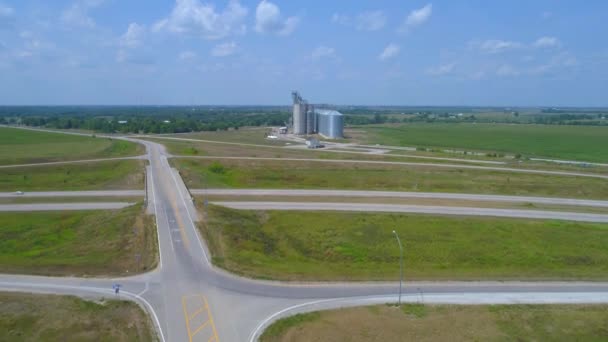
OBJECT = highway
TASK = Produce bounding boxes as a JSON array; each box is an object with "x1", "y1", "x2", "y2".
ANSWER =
[
  {"x1": 178, "y1": 155, "x2": 608, "y2": 180},
  {"x1": 194, "y1": 189, "x2": 608, "y2": 208},
  {"x1": 0, "y1": 190, "x2": 145, "y2": 198},
  {"x1": 1, "y1": 132, "x2": 608, "y2": 341},
  {"x1": 0, "y1": 202, "x2": 134, "y2": 211}
]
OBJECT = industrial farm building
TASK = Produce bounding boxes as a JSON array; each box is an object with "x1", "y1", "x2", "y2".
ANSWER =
[{"x1": 291, "y1": 91, "x2": 344, "y2": 139}]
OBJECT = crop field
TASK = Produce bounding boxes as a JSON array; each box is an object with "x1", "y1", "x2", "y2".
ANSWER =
[
  {"x1": 0, "y1": 160, "x2": 145, "y2": 192},
  {"x1": 358, "y1": 123, "x2": 608, "y2": 163},
  {"x1": 261, "y1": 304, "x2": 608, "y2": 342},
  {"x1": 0, "y1": 204, "x2": 157, "y2": 276},
  {"x1": 201, "y1": 205, "x2": 608, "y2": 281},
  {"x1": 0, "y1": 292, "x2": 156, "y2": 341},
  {"x1": 0, "y1": 127, "x2": 143, "y2": 165},
  {"x1": 174, "y1": 158, "x2": 608, "y2": 199}
]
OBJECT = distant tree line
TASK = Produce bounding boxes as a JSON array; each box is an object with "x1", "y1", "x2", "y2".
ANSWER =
[{"x1": 0, "y1": 106, "x2": 290, "y2": 134}]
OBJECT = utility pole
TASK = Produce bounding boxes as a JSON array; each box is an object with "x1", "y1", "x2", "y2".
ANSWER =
[{"x1": 392, "y1": 230, "x2": 403, "y2": 306}]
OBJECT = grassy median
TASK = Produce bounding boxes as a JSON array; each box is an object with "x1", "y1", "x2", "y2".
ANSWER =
[
  {"x1": 0, "y1": 127, "x2": 143, "y2": 165},
  {"x1": 175, "y1": 158, "x2": 608, "y2": 199},
  {"x1": 201, "y1": 205, "x2": 608, "y2": 281},
  {"x1": 0, "y1": 204, "x2": 157, "y2": 276},
  {"x1": 261, "y1": 304, "x2": 608, "y2": 342},
  {"x1": 0, "y1": 160, "x2": 145, "y2": 192},
  {"x1": 0, "y1": 292, "x2": 156, "y2": 341}
]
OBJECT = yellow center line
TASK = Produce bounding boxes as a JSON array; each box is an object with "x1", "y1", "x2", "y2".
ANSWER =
[
  {"x1": 203, "y1": 296, "x2": 220, "y2": 342},
  {"x1": 181, "y1": 296, "x2": 194, "y2": 342},
  {"x1": 191, "y1": 321, "x2": 210, "y2": 337},
  {"x1": 189, "y1": 306, "x2": 207, "y2": 321},
  {"x1": 166, "y1": 180, "x2": 191, "y2": 249}
]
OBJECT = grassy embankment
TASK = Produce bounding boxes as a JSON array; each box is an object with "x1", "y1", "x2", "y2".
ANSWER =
[
  {"x1": 174, "y1": 158, "x2": 608, "y2": 199},
  {"x1": 0, "y1": 204, "x2": 157, "y2": 276},
  {"x1": 261, "y1": 304, "x2": 608, "y2": 342},
  {"x1": 358, "y1": 123, "x2": 608, "y2": 163},
  {"x1": 0, "y1": 160, "x2": 145, "y2": 192},
  {"x1": 0, "y1": 292, "x2": 156, "y2": 341},
  {"x1": 164, "y1": 127, "x2": 291, "y2": 146},
  {"x1": 200, "y1": 205, "x2": 608, "y2": 281},
  {"x1": 0, "y1": 126, "x2": 143, "y2": 165}
]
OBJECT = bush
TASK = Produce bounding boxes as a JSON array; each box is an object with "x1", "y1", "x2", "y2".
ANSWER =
[{"x1": 208, "y1": 162, "x2": 226, "y2": 174}]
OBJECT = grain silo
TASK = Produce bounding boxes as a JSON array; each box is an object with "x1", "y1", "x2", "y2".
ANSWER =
[
  {"x1": 315, "y1": 109, "x2": 344, "y2": 139},
  {"x1": 291, "y1": 91, "x2": 306, "y2": 135}
]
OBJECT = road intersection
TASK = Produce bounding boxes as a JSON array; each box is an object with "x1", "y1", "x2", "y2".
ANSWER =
[{"x1": 2, "y1": 135, "x2": 608, "y2": 341}]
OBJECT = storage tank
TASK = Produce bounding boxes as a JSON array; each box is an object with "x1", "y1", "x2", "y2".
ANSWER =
[
  {"x1": 306, "y1": 105, "x2": 316, "y2": 134},
  {"x1": 292, "y1": 91, "x2": 306, "y2": 135},
  {"x1": 315, "y1": 109, "x2": 344, "y2": 139}
]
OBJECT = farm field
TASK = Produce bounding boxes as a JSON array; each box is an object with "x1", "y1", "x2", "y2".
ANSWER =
[
  {"x1": 0, "y1": 127, "x2": 143, "y2": 165},
  {"x1": 200, "y1": 205, "x2": 608, "y2": 281},
  {"x1": 0, "y1": 292, "x2": 156, "y2": 342},
  {"x1": 261, "y1": 304, "x2": 608, "y2": 342},
  {"x1": 357, "y1": 123, "x2": 608, "y2": 163},
  {"x1": 0, "y1": 204, "x2": 157, "y2": 276},
  {"x1": 173, "y1": 158, "x2": 608, "y2": 199},
  {"x1": 0, "y1": 160, "x2": 145, "y2": 192}
]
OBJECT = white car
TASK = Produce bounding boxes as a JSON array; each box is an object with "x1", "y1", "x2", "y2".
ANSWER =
[{"x1": 15, "y1": 191, "x2": 24, "y2": 195}]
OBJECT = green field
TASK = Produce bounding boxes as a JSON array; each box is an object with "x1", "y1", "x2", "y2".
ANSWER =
[
  {"x1": 0, "y1": 160, "x2": 145, "y2": 191},
  {"x1": 201, "y1": 206, "x2": 608, "y2": 281},
  {"x1": 261, "y1": 304, "x2": 608, "y2": 342},
  {"x1": 0, "y1": 292, "x2": 156, "y2": 342},
  {"x1": 0, "y1": 127, "x2": 143, "y2": 165},
  {"x1": 165, "y1": 127, "x2": 291, "y2": 146},
  {"x1": 174, "y1": 158, "x2": 608, "y2": 199},
  {"x1": 0, "y1": 204, "x2": 157, "y2": 276},
  {"x1": 359, "y1": 123, "x2": 608, "y2": 163}
]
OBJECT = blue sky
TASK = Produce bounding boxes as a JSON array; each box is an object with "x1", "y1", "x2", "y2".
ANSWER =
[{"x1": 0, "y1": 0, "x2": 606, "y2": 106}]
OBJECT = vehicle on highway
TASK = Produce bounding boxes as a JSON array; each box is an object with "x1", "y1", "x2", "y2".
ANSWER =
[{"x1": 14, "y1": 191, "x2": 24, "y2": 195}]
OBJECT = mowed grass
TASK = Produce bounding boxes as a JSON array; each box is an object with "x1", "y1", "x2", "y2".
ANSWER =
[
  {"x1": 201, "y1": 205, "x2": 608, "y2": 281},
  {"x1": 0, "y1": 292, "x2": 156, "y2": 342},
  {"x1": 0, "y1": 127, "x2": 143, "y2": 165},
  {"x1": 261, "y1": 304, "x2": 608, "y2": 342},
  {"x1": 0, "y1": 204, "x2": 158, "y2": 276},
  {"x1": 165, "y1": 127, "x2": 291, "y2": 146},
  {"x1": 174, "y1": 158, "x2": 608, "y2": 199},
  {"x1": 361, "y1": 123, "x2": 608, "y2": 163},
  {"x1": 0, "y1": 160, "x2": 145, "y2": 191}
]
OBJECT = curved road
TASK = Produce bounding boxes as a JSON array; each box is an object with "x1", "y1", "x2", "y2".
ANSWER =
[{"x1": 1, "y1": 132, "x2": 608, "y2": 342}]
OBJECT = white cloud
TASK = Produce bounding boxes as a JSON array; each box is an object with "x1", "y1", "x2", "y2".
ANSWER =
[
  {"x1": 120, "y1": 23, "x2": 145, "y2": 48},
  {"x1": 427, "y1": 62, "x2": 456, "y2": 76},
  {"x1": 478, "y1": 39, "x2": 523, "y2": 53},
  {"x1": 311, "y1": 46, "x2": 336, "y2": 60},
  {"x1": 496, "y1": 64, "x2": 520, "y2": 77},
  {"x1": 531, "y1": 52, "x2": 578, "y2": 75},
  {"x1": 533, "y1": 36, "x2": 561, "y2": 48},
  {"x1": 211, "y1": 41, "x2": 237, "y2": 57},
  {"x1": 154, "y1": 0, "x2": 248, "y2": 40},
  {"x1": 399, "y1": 4, "x2": 432, "y2": 32},
  {"x1": 379, "y1": 43, "x2": 400, "y2": 61},
  {"x1": 331, "y1": 13, "x2": 349, "y2": 25},
  {"x1": 254, "y1": 0, "x2": 299, "y2": 36},
  {"x1": 0, "y1": 3, "x2": 14, "y2": 18},
  {"x1": 178, "y1": 50, "x2": 197, "y2": 61},
  {"x1": 356, "y1": 11, "x2": 386, "y2": 31},
  {"x1": 61, "y1": 0, "x2": 105, "y2": 28}
]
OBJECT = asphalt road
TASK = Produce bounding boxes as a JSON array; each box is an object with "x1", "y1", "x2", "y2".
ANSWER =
[
  {"x1": 0, "y1": 202, "x2": 134, "y2": 211},
  {"x1": 2, "y1": 132, "x2": 608, "y2": 342},
  {"x1": 194, "y1": 189, "x2": 608, "y2": 208},
  {"x1": 0, "y1": 190, "x2": 144, "y2": 198},
  {"x1": 213, "y1": 201, "x2": 608, "y2": 223},
  {"x1": 179, "y1": 155, "x2": 608, "y2": 180}
]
